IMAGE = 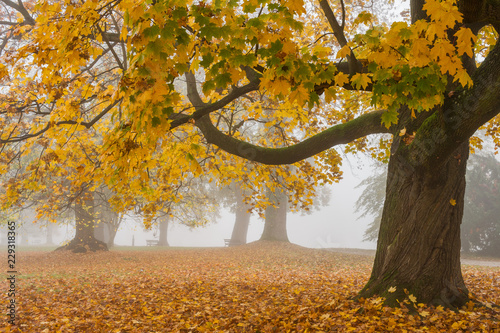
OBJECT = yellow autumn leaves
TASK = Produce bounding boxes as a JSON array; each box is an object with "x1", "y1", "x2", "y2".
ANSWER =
[{"x1": 0, "y1": 0, "x2": 497, "y2": 224}]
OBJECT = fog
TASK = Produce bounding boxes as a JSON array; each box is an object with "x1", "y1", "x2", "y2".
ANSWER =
[
  {"x1": 24, "y1": 138, "x2": 498, "y2": 251},
  {"x1": 135, "y1": 159, "x2": 377, "y2": 249},
  {"x1": 10, "y1": 154, "x2": 379, "y2": 250}
]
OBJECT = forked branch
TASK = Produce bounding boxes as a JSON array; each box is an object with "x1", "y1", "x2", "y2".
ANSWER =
[
  {"x1": 0, "y1": 99, "x2": 122, "y2": 144},
  {"x1": 184, "y1": 70, "x2": 390, "y2": 165},
  {"x1": 319, "y1": 0, "x2": 361, "y2": 74}
]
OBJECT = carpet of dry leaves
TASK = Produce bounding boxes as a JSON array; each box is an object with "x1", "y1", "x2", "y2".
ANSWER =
[{"x1": 1, "y1": 241, "x2": 499, "y2": 332}]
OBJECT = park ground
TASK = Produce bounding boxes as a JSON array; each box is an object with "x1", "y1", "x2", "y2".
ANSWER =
[{"x1": 1, "y1": 242, "x2": 499, "y2": 332}]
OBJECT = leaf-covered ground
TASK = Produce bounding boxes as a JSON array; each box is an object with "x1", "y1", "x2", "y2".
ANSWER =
[{"x1": 1, "y1": 241, "x2": 499, "y2": 332}]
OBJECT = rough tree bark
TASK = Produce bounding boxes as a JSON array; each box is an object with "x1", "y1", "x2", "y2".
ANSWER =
[
  {"x1": 357, "y1": 0, "x2": 500, "y2": 308},
  {"x1": 229, "y1": 184, "x2": 251, "y2": 246},
  {"x1": 260, "y1": 188, "x2": 289, "y2": 242},
  {"x1": 56, "y1": 191, "x2": 108, "y2": 253},
  {"x1": 359, "y1": 142, "x2": 470, "y2": 308},
  {"x1": 158, "y1": 216, "x2": 170, "y2": 246}
]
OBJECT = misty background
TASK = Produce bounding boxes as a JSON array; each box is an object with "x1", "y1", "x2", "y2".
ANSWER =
[
  {"x1": 9, "y1": 154, "x2": 378, "y2": 250},
  {"x1": 9, "y1": 138, "x2": 500, "y2": 251}
]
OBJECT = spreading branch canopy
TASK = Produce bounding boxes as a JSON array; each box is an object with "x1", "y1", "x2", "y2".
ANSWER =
[{"x1": 0, "y1": 0, "x2": 499, "y2": 217}]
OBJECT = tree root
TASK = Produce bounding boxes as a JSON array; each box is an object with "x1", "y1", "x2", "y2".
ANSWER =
[{"x1": 55, "y1": 237, "x2": 108, "y2": 253}]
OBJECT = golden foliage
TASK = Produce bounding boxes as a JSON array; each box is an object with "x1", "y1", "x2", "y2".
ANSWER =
[{"x1": 0, "y1": 0, "x2": 499, "y2": 230}]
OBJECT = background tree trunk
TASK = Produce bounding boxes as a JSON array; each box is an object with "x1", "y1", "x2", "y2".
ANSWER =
[
  {"x1": 106, "y1": 222, "x2": 118, "y2": 248},
  {"x1": 46, "y1": 222, "x2": 55, "y2": 245},
  {"x1": 260, "y1": 188, "x2": 289, "y2": 242},
  {"x1": 229, "y1": 185, "x2": 251, "y2": 246},
  {"x1": 94, "y1": 211, "x2": 120, "y2": 248},
  {"x1": 94, "y1": 220, "x2": 109, "y2": 244},
  {"x1": 56, "y1": 191, "x2": 108, "y2": 253},
  {"x1": 158, "y1": 216, "x2": 170, "y2": 246},
  {"x1": 94, "y1": 189, "x2": 121, "y2": 248},
  {"x1": 359, "y1": 142, "x2": 469, "y2": 308}
]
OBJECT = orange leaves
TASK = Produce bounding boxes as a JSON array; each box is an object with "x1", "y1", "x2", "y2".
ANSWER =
[
  {"x1": 3, "y1": 244, "x2": 499, "y2": 332},
  {"x1": 289, "y1": 85, "x2": 309, "y2": 105},
  {"x1": 350, "y1": 73, "x2": 371, "y2": 90},
  {"x1": 336, "y1": 45, "x2": 352, "y2": 59},
  {"x1": 1, "y1": 0, "x2": 498, "y2": 256},
  {"x1": 0, "y1": 0, "x2": 126, "y2": 210},
  {"x1": 453, "y1": 68, "x2": 473, "y2": 87},
  {"x1": 262, "y1": 78, "x2": 291, "y2": 97},
  {"x1": 430, "y1": 40, "x2": 456, "y2": 64},
  {"x1": 455, "y1": 27, "x2": 477, "y2": 58},
  {"x1": 423, "y1": 0, "x2": 463, "y2": 30},
  {"x1": 333, "y1": 72, "x2": 350, "y2": 87},
  {"x1": 0, "y1": 63, "x2": 8, "y2": 81},
  {"x1": 353, "y1": 11, "x2": 373, "y2": 26},
  {"x1": 285, "y1": 0, "x2": 306, "y2": 16},
  {"x1": 352, "y1": 0, "x2": 484, "y2": 129}
]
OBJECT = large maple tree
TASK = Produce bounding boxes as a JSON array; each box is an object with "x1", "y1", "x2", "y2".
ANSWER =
[{"x1": 1, "y1": 0, "x2": 499, "y2": 308}]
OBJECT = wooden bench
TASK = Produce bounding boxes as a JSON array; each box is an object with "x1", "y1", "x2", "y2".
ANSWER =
[{"x1": 146, "y1": 240, "x2": 159, "y2": 246}]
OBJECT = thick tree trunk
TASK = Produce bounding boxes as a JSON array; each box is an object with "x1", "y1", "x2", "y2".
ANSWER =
[
  {"x1": 56, "y1": 192, "x2": 108, "y2": 253},
  {"x1": 158, "y1": 216, "x2": 170, "y2": 246},
  {"x1": 229, "y1": 185, "x2": 251, "y2": 246},
  {"x1": 359, "y1": 142, "x2": 470, "y2": 308},
  {"x1": 260, "y1": 188, "x2": 289, "y2": 242}
]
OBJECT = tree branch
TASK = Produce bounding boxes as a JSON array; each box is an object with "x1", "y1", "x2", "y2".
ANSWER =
[
  {"x1": 184, "y1": 71, "x2": 205, "y2": 107},
  {"x1": 0, "y1": 99, "x2": 121, "y2": 143},
  {"x1": 340, "y1": 0, "x2": 346, "y2": 30},
  {"x1": 458, "y1": 0, "x2": 500, "y2": 31},
  {"x1": 406, "y1": 39, "x2": 500, "y2": 169},
  {"x1": 410, "y1": 0, "x2": 427, "y2": 23},
  {"x1": 169, "y1": 71, "x2": 261, "y2": 129},
  {"x1": 182, "y1": 68, "x2": 387, "y2": 165},
  {"x1": 195, "y1": 110, "x2": 391, "y2": 165},
  {"x1": 1, "y1": 0, "x2": 34, "y2": 25},
  {"x1": 96, "y1": 25, "x2": 124, "y2": 70},
  {"x1": 0, "y1": 20, "x2": 17, "y2": 26},
  {"x1": 319, "y1": 0, "x2": 361, "y2": 74}
]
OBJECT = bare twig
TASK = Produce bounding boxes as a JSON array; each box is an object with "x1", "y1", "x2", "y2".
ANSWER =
[
  {"x1": 96, "y1": 25, "x2": 124, "y2": 70},
  {"x1": 1, "y1": 0, "x2": 34, "y2": 25},
  {"x1": 0, "y1": 99, "x2": 122, "y2": 143}
]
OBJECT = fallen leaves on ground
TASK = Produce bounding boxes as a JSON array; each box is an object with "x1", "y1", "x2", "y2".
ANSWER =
[{"x1": 1, "y1": 241, "x2": 499, "y2": 332}]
